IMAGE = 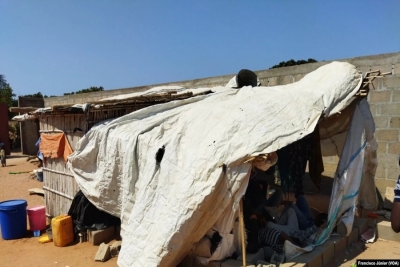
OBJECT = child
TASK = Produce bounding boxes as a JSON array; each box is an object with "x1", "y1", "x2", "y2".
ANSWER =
[{"x1": 0, "y1": 145, "x2": 6, "y2": 167}]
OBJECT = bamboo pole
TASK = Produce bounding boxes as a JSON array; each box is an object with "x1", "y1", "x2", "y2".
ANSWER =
[
  {"x1": 239, "y1": 198, "x2": 247, "y2": 267},
  {"x1": 366, "y1": 70, "x2": 380, "y2": 74},
  {"x1": 42, "y1": 167, "x2": 75, "y2": 177},
  {"x1": 381, "y1": 72, "x2": 392, "y2": 76},
  {"x1": 42, "y1": 186, "x2": 74, "y2": 200}
]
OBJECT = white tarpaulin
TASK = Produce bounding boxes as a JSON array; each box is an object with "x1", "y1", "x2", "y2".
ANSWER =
[
  {"x1": 67, "y1": 62, "x2": 363, "y2": 267},
  {"x1": 11, "y1": 113, "x2": 36, "y2": 121},
  {"x1": 315, "y1": 98, "x2": 377, "y2": 245}
]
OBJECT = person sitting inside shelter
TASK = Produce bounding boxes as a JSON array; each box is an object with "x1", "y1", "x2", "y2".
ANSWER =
[
  {"x1": 246, "y1": 214, "x2": 305, "y2": 254},
  {"x1": 243, "y1": 167, "x2": 282, "y2": 223},
  {"x1": 269, "y1": 195, "x2": 315, "y2": 231},
  {"x1": 264, "y1": 196, "x2": 322, "y2": 244},
  {"x1": 246, "y1": 195, "x2": 326, "y2": 254}
]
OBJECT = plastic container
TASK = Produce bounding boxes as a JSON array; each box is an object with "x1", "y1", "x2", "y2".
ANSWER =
[
  {"x1": 33, "y1": 169, "x2": 43, "y2": 182},
  {"x1": 33, "y1": 230, "x2": 40, "y2": 237},
  {"x1": 37, "y1": 171, "x2": 43, "y2": 182},
  {"x1": 46, "y1": 228, "x2": 53, "y2": 240},
  {"x1": 51, "y1": 215, "x2": 74, "y2": 247},
  {"x1": 0, "y1": 199, "x2": 27, "y2": 240},
  {"x1": 27, "y1": 206, "x2": 46, "y2": 231}
]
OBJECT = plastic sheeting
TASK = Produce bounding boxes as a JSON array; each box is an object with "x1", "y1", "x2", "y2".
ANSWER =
[
  {"x1": 99, "y1": 86, "x2": 186, "y2": 101},
  {"x1": 11, "y1": 114, "x2": 36, "y2": 121},
  {"x1": 67, "y1": 62, "x2": 363, "y2": 267},
  {"x1": 315, "y1": 99, "x2": 377, "y2": 245}
]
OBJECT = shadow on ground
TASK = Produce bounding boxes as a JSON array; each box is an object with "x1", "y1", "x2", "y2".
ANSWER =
[{"x1": 7, "y1": 154, "x2": 28, "y2": 159}]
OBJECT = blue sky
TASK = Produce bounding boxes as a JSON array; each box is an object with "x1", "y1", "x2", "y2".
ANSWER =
[{"x1": 1, "y1": 1, "x2": 399, "y2": 97}]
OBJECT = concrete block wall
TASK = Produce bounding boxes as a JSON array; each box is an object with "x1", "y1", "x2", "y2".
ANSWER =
[
  {"x1": 44, "y1": 52, "x2": 400, "y2": 196},
  {"x1": 369, "y1": 75, "x2": 400, "y2": 188}
]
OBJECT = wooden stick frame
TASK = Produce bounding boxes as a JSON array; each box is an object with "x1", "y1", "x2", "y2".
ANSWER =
[{"x1": 239, "y1": 198, "x2": 247, "y2": 267}]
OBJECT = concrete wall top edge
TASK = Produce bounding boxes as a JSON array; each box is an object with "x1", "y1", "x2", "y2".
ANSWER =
[
  {"x1": 45, "y1": 52, "x2": 400, "y2": 106},
  {"x1": 339, "y1": 51, "x2": 400, "y2": 66}
]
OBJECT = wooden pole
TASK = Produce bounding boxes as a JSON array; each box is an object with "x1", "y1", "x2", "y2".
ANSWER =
[{"x1": 239, "y1": 198, "x2": 247, "y2": 267}]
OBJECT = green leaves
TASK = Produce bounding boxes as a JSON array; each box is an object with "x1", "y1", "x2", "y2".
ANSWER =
[
  {"x1": 270, "y1": 58, "x2": 318, "y2": 69},
  {"x1": 0, "y1": 75, "x2": 16, "y2": 108},
  {"x1": 63, "y1": 86, "x2": 104, "y2": 96}
]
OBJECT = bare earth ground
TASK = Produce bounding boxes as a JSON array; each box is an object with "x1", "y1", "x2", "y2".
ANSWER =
[
  {"x1": 0, "y1": 153, "x2": 399, "y2": 267},
  {"x1": 327, "y1": 239, "x2": 400, "y2": 267},
  {"x1": 0, "y1": 154, "x2": 117, "y2": 267}
]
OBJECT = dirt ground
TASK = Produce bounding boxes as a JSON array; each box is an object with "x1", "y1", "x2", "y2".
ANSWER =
[
  {"x1": 0, "y1": 154, "x2": 117, "y2": 267},
  {"x1": 327, "y1": 239, "x2": 400, "y2": 267},
  {"x1": 0, "y1": 153, "x2": 399, "y2": 267}
]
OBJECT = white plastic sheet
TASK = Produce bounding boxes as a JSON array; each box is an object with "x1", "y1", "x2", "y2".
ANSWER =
[
  {"x1": 67, "y1": 62, "x2": 363, "y2": 267},
  {"x1": 315, "y1": 99, "x2": 376, "y2": 245},
  {"x1": 11, "y1": 114, "x2": 36, "y2": 121}
]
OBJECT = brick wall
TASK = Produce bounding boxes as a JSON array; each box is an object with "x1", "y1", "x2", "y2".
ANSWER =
[{"x1": 44, "y1": 52, "x2": 400, "y2": 195}]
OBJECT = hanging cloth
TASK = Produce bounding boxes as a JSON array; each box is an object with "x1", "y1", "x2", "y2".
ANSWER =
[
  {"x1": 309, "y1": 126, "x2": 324, "y2": 190},
  {"x1": 40, "y1": 133, "x2": 73, "y2": 161},
  {"x1": 277, "y1": 134, "x2": 312, "y2": 196},
  {"x1": 288, "y1": 135, "x2": 312, "y2": 197},
  {"x1": 277, "y1": 146, "x2": 291, "y2": 194},
  {"x1": 68, "y1": 190, "x2": 120, "y2": 234}
]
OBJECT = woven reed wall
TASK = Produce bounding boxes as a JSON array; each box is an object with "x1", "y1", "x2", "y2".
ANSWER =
[
  {"x1": 39, "y1": 107, "x2": 147, "y2": 217},
  {"x1": 40, "y1": 114, "x2": 86, "y2": 217}
]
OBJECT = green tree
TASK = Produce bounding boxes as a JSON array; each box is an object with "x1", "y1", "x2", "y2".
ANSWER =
[
  {"x1": 21, "y1": 92, "x2": 44, "y2": 98},
  {"x1": 270, "y1": 58, "x2": 318, "y2": 69},
  {"x1": 19, "y1": 92, "x2": 58, "y2": 98},
  {"x1": 0, "y1": 75, "x2": 16, "y2": 108},
  {"x1": 64, "y1": 86, "x2": 104, "y2": 96}
]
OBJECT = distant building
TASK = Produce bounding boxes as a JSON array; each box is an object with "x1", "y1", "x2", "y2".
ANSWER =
[
  {"x1": 0, "y1": 103, "x2": 10, "y2": 155},
  {"x1": 18, "y1": 96, "x2": 44, "y2": 155}
]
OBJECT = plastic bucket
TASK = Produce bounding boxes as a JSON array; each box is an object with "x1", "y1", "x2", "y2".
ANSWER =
[
  {"x1": 27, "y1": 206, "x2": 46, "y2": 231},
  {"x1": 0, "y1": 199, "x2": 27, "y2": 240},
  {"x1": 36, "y1": 171, "x2": 43, "y2": 182}
]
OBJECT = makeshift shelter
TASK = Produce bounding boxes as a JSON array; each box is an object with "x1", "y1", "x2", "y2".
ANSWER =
[
  {"x1": 12, "y1": 86, "x2": 211, "y2": 217},
  {"x1": 14, "y1": 62, "x2": 386, "y2": 266},
  {"x1": 66, "y1": 62, "x2": 379, "y2": 266}
]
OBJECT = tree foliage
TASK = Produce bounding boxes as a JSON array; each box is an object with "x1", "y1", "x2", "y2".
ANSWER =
[
  {"x1": 21, "y1": 92, "x2": 44, "y2": 98},
  {"x1": 0, "y1": 75, "x2": 16, "y2": 108},
  {"x1": 64, "y1": 86, "x2": 104, "y2": 96},
  {"x1": 20, "y1": 92, "x2": 57, "y2": 98},
  {"x1": 270, "y1": 58, "x2": 318, "y2": 69},
  {"x1": 0, "y1": 75, "x2": 17, "y2": 119}
]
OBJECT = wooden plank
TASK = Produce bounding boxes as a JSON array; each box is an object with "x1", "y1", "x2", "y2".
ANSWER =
[
  {"x1": 42, "y1": 167, "x2": 74, "y2": 177},
  {"x1": 381, "y1": 72, "x2": 392, "y2": 76},
  {"x1": 28, "y1": 188, "x2": 45, "y2": 195},
  {"x1": 9, "y1": 107, "x2": 39, "y2": 113},
  {"x1": 42, "y1": 186, "x2": 74, "y2": 200},
  {"x1": 366, "y1": 70, "x2": 380, "y2": 74}
]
